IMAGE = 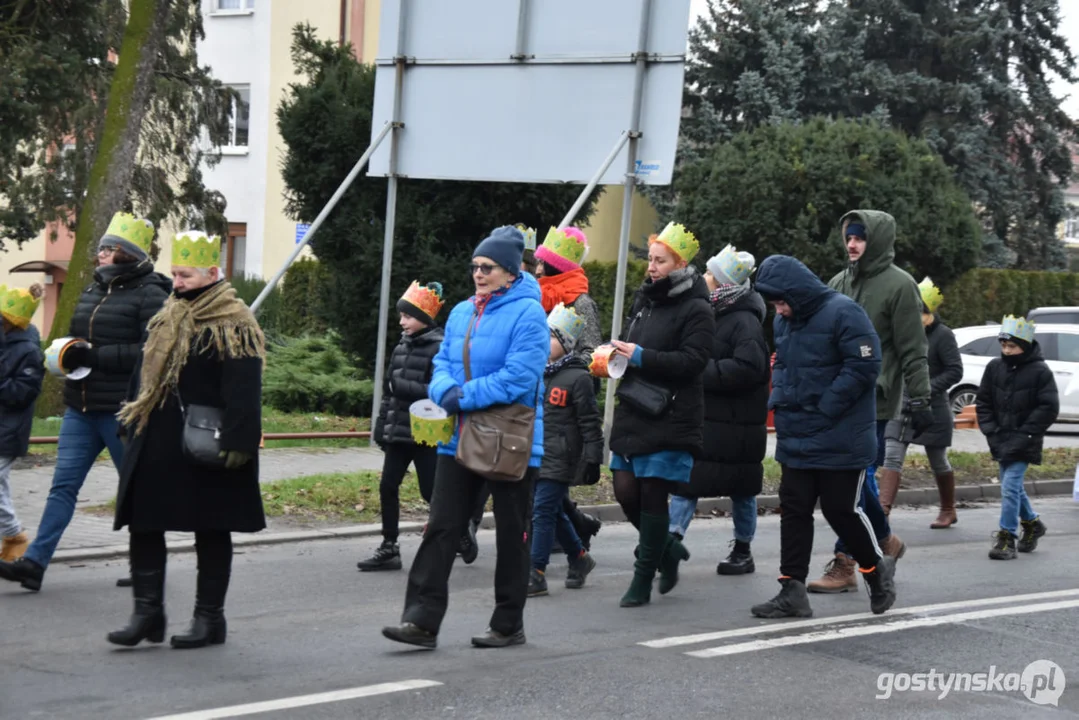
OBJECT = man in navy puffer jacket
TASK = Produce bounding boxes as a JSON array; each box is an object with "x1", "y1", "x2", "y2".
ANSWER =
[{"x1": 749, "y1": 255, "x2": 897, "y2": 618}]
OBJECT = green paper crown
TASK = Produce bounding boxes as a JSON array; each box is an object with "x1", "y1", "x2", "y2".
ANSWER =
[
  {"x1": 171, "y1": 231, "x2": 222, "y2": 268},
  {"x1": 538, "y1": 226, "x2": 588, "y2": 269},
  {"x1": 104, "y1": 212, "x2": 154, "y2": 253},
  {"x1": 654, "y1": 222, "x2": 700, "y2": 263},
  {"x1": 1000, "y1": 315, "x2": 1035, "y2": 343},
  {"x1": 919, "y1": 277, "x2": 944, "y2": 313},
  {"x1": 1, "y1": 286, "x2": 42, "y2": 329}
]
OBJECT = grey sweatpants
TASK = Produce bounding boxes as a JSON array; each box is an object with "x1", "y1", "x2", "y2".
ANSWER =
[
  {"x1": 882, "y1": 438, "x2": 951, "y2": 475},
  {"x1": 0, "y1": 456, "x2": 20, "y2": 537}
]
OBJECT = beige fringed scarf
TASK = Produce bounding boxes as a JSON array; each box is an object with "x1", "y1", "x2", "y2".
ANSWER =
[{"x1": 118, "y1": 281, "x2": 265, "y2": 435}]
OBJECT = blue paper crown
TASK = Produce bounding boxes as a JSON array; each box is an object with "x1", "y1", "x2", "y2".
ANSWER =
[
  {"x1": 1000, "y1": 315, "x2": 1035, "y2": 343},
  {"x1": 548, "y1": 302, "x2": 585, "y2": 343},
  {"x1": 711, "y1": 244, "x2": 756, "y2": 286}
]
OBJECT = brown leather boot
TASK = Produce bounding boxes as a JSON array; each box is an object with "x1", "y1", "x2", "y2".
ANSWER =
[
  {"x1": 876, "y1": 469, "x2": 901, "y2": 515},
  {"x1": 881, "y1": 533, "x2": 907, "y2": 559},
  {"x1": 0, "y1": 531, "x2": 28, "y2": 562},
  {"x1": 930, "y1": 471, "x2": 958, "y2": 528},
  {"x1": 807, "y1": 553, "x2": 858, "y2": 593}
]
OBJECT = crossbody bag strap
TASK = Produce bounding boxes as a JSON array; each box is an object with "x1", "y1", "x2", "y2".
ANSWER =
[{"x1": 462, "y1": 311, "x2": 478, "y2": 384}]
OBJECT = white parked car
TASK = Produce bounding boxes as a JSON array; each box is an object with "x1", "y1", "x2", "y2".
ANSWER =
[{"x1": 947, "y1": 323, "x2": 1079, "y2": 420}]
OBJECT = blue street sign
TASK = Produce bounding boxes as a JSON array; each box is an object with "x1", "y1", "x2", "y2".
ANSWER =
[{"x1": 295, "y1": 223, "x2": 311, "y2": 244}]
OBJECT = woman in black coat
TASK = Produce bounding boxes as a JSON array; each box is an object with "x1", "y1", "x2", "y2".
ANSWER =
[
  {"x1": 879, "y1": 279, "x2": 963, "y2": 528},
  {"x1": 608, "y1": 223, "x2": 713, "y2": 608},
  {"x1": 669, "y1": 246, "x2": 769, "y2": 576},
  {"x1": 107, "y1": 232, "x2": 265, "y2": 650}
]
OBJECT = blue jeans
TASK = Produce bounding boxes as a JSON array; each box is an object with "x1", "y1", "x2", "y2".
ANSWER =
[
  {"x1": 999, "y1": 461, "x2": 1037, "y2": 537},
  {"x1": 24, "y1": 409, "x2": 124, "y2": 569},
  {"x1": 835, "y1": 419, "x2": 891, "y2": 554},
  {"x1": 669, "y1": 494, "x2": 756, "y2": 543},
  {"x1": 530, "y1": 479, "x2": 583, "y2": 571}
]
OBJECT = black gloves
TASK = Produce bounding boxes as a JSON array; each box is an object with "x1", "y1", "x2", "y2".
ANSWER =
[
  {"x1": 61, "y1": 344, "x2": 93, "y2": 371},
  {"x1": 908, "y1": 398, "x2": 935, "y2": 435}
]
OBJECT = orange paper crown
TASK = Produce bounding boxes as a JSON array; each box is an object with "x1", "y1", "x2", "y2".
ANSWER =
[{"x1": 397, "y1": 281, "x2": 445, "y2": 324}]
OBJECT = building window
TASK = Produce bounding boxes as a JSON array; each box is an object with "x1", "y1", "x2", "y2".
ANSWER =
[
  {"x1": 213, "y1": 0, "x2": 254, "y2": 12},
  {"x1": 1066, "y1": 213, "x2": 1079, "y2": 241},
  {"x1": 225, "y1": 85, "x2": 250, "y2": 149},
  {"x1": 223, "y1": 223, "x2": 247, "y2": 279}
]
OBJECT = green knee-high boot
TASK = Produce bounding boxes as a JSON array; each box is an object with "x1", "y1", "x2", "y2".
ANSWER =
[
  {"x1": 620, "y1": 512, "x2": 669, "y2": 608},
  {"x1": 658, "y1": 534, "x2": 690, "y2": 595}
]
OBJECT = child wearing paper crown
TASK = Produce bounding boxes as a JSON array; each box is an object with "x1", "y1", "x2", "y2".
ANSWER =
[
  {"x1": 359, "y1": 281, "x2": 446, "y2": 571},
  {"x1": 976, "y1": 315, "x2": 1058, "y2": 560},
  {"x1": 527, "y1": 303, "x2": 604, "y2": 598},
  {"x1": 0, "y1": 285, "x2": 46, "y2": 562}
]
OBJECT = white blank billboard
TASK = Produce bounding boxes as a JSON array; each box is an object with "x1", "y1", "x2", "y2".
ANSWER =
[{"x1": 368, "y1": 0, "x2": 691, "y2": 185}]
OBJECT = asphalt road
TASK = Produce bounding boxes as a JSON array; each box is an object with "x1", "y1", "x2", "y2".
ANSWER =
[{"x1": 4, "y1": 498, "x2": 1079, "y2": 719}]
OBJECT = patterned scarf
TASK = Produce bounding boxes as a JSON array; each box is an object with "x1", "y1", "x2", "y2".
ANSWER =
[
  {"x1": 710, "y1": 282, "x2": 749, "y2": 309},
  {"x1": 545, "y1": 354, "x2": 575, "y2": 376},
  {"x1": 118, "y1": 281, "x2": 265, "y2": 435}
]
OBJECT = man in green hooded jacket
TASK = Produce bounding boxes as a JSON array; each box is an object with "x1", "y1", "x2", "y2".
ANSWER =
[{"x1": 807, "y1": 209, "x2": 932, "y2": 593}]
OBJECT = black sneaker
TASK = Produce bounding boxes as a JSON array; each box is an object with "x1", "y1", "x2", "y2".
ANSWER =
[
  {"x1": 471, "y1": 627, "x2": 526, "y2": 648},
  {"x1": 1018, "y1": 518, "x2": 1046, "y2": 553},
  {"x1": 382, "y1": 622, "x2": 437, "y2": 649},
  {"x1": 0, "y1": 557, "x2": 44, "y2": 592},
  {"x1": 717, "y1": 540, "x2": 755, "y2": 575},
  {"x1": 357, "y1": 541, "x2": 402, "y2": 571},
  {"x1": 527, "y1": 568, "x2": 548, "y2": 597},
  {"x1": 989, "y1": 531, "x2": 1018, "y2": 560},
  {"x1": 751, "y1": 578, "x2": 813, "y2": 619},
  {"x1": 861, "y1": 556, "x2": 897, "y2": 615},
  {"x1": 565, "y1": 551, "x2": 596, "y2": 589},
  {"x1": 459, "y1": 520, "x2": 479, "y2": 565}
]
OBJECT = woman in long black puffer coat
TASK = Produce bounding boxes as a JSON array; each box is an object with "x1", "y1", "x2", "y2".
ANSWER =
[{"x1": 669, "y1": 245, "x2": 769, "y2": 577}]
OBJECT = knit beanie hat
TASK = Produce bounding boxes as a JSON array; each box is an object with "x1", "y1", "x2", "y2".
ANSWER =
[
  {"x1": 397, "y1": 281, "x2": 445, "y2": 326},
  {"x1": 845, "y1": 222, "x2": 867, "y2": 239},
  {"x1": 474, "y1": 226, "x2": 525, "y2": 276},
  {"x1": 706, "y1": 244, "x2": 756, "y2": 287},
  {"x1": 100, "y1": 212, "x2": 154, "y2": 261},
  {"x1": 535, "y1": 227, "x2": 589, "y2": 273}
]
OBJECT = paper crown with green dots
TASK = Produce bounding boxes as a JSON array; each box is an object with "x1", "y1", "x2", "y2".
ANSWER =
[
  {"x1": 651, "y1": 222, "x2": 700, "y2": 263},
  {"x1": 1, "y1": 285, "x2": 43, "y2": 329},
  {"x1": 536, "y1": 226, "x2": 588, "y2": 272},
  {"x1": 919, "y1": 277, "x2": 944, "y2": 314},
  {"x1": 171, "y1": 231, "x2": 221, "y2": 268},
  {"x1": 548, "y1": 302, "x2": 586, "y2": 350},
  {"x1": 102, "y1": 212, "x2": 154, "y2": 255},
  {"x1": 1000, "y1": 315, "x2": 1035, "y2": 343}
]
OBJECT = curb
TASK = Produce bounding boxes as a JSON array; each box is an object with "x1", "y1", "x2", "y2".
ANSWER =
[{"x1": 55, "y1": 479, "x2": 1073, "y2": 564}]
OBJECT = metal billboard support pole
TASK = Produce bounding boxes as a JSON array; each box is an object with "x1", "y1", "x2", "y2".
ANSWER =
[
  {"x1": 370, "y1": 0, "x2": 410, "y2": 446},
  {"x1": 558, "y1": 131, "x2": 630, "y2": 229},
  {"x1": 603, "y1": 0, "x2": 654, "y2": 451},
  {"x1": 250, "y1": 122, "x2": 394, "y2": 314}
]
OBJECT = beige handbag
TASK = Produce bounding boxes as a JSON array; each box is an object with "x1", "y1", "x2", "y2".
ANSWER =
[{"x1": 454, "y1": 312, "x2": 536, "y2": 482}]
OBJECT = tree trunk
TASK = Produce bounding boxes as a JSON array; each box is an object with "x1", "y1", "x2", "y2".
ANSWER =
[{"x1": 37, "y1": 0, "x2": 172, "y2": 416}]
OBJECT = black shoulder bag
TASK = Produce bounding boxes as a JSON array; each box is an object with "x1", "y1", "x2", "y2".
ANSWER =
[
  {"x1": 176, "y1": 391, "x2": 228, "y2": 468},
  {"x1": 613, "y1": 307, "x2": 675, "y2": 417}
]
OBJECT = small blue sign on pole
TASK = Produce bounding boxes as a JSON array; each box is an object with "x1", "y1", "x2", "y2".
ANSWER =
[{"x1": 295, "y1": 223, "x2": 311, "y2": 244}]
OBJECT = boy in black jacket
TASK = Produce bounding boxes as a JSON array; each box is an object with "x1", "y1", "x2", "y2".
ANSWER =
[
  {"x1": 528, "y1": 303, "x2": 603, "y2": 597},
  {"x1": 358, "y1": 281, "x2": 445, "y2": 571},
  {"x1": 976, "y1": 316, "x2": 1058, "y2": 560},
  {"x1": 0, "y1": 285, "x2": 45, "y2": 561}
]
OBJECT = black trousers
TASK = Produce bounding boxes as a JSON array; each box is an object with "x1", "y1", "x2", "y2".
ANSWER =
[
  {"x1": 380, "y1": 443, "x2": 438, "y2": 542},
  {"x1": 403, "y1": 456, "x2": 535, "y2": 635},
  {"x1": 778, "y1": 466, "x2": 882, "y2": 583}
]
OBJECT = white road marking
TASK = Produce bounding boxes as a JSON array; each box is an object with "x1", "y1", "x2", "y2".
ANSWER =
[
  {"x1": 686, "y1": 598, "x2": 1079, "y2": 658},
  {"x1": 144, "y1": 680, "x2": 444, "y2": 720},
  {"x1": 640, "y1": 588, "x2": 1079, "y2": 648}
]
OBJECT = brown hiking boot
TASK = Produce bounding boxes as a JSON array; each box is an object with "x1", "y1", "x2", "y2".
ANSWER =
[
  {"x1": 876, "y1": 469, "x2": 901, "y2": 515},
  {"x1": 930, "y1": 471, "x2": 957, "y2": 528},
  {"x1": 0, "y1": 531, "x2": 28, "y2": 562},
  {"x1": 807, "y1": 553, "x2": 858, "y2": 593},
  {"x1": 881, "y1": 533, "x2": 907, "y2": 560}
]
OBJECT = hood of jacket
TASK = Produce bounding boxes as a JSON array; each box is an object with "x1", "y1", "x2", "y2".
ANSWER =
[
  {"x1": 717, "y1": 289, "x2": 767, "y2": 323},
  {"x1": 1002, "y1": 340, "x2": 1045, "y2": 366},
  {"x1": 840, "y1": 209, "x2": 897, "y2": 280},
  {"x1": 2, "y1": 323, "x2": 40, "y2": 348},
  {"x1": 754, "y1": 255, "x2": 833, "y2": 318},
  {"x1": 93, "y1": 259, "x2": 167, "y2": 289}
]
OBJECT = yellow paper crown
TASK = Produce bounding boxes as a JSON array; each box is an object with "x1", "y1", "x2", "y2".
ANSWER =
[
  {"x1": 1000, "y1": 315, "x2": 1035, "y2": 343},
  {"x1": 918, "y1": 277, "x2": 944, "y2": 313},
  {"x1": 516, "y1": 224, "x2": 537, "y2": 252},
  {"x1": 103, "y1": 212, "x2": 154, "y2": 254},
  {"x1": 1, "y1": 285, "x2": 43, "y2": 329},
  {"x1": 651, "y1": 222, "x2": 700, "y2": 263},
  {"x1": 171, "y1": 231, "x2": 222, "y2": 268}
]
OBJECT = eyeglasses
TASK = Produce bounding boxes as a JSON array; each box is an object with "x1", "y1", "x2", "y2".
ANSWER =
[
  {"x1": 98, "y1": 245, "x2": 117, "y2": 254},
  {"x1": 470, "y1": 262, "x2": 497, "y2": 276}
]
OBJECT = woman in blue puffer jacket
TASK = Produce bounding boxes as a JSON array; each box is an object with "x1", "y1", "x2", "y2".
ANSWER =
[{"x1": 382, "y1": 225, "x2": 549, "y2": 651}]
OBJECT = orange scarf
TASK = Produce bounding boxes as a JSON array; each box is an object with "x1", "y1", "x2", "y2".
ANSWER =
[{"x1": 539, "y1": 268, "x2": 590, "y2": 313}]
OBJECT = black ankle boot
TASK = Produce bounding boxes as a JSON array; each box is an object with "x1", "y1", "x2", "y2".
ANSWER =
[
  {"x1": 717, "y1": 540, "x2": 755, "y2": 575},
  {"x1": 171, "y1": 569, "x2": 230, "y2": 649},
  {"x1": 107, "y1": 570, "x2": 166, "y2": 647}
]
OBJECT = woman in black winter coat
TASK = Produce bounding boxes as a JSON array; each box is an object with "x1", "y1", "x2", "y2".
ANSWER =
[
  {"x1": 0, "y1": 213, "x2": 169, "y2": 593},
  {"x1": 608, "y1": 223, "x2": 713, "y2": 608},
  {"x1": 358, "y1": 281, "x2": 445, "y2": 572},
  {"x1": 879, "y1": 279, "x2": 963, "y2": 527},
  {"x1": 107, "y1": 231, "x2": 265, "y2": 649},
  {"x1": 669, "y1": 246, "x2": 769, "y2": 577}
]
